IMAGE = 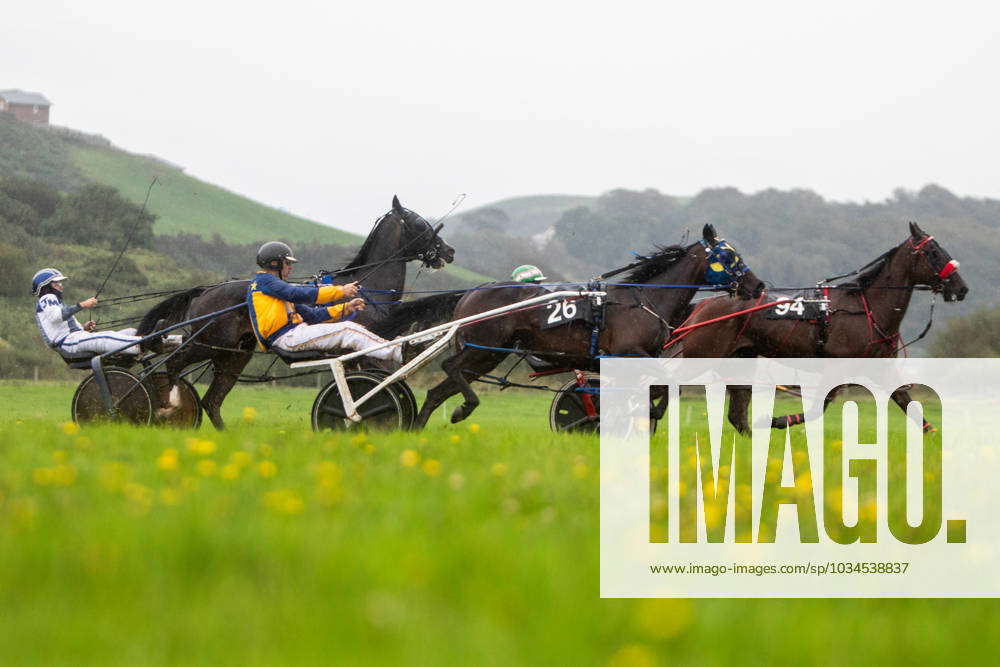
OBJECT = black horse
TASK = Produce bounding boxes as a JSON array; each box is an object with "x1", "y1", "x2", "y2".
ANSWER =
[
  {"x1": 138, "y1": 196, "x2": 454, "y2": 429},
  {"x1": 412, "y1": 224, "x2": 765, "y2": 429}
]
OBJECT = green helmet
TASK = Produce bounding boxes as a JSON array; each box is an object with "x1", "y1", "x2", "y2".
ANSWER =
[{"x1": 511, "y1": 265, "x2": 546, "y2": 283}]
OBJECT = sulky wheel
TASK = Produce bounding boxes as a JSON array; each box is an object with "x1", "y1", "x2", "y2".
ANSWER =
[
  {"x1": 147, "y1": 373, "x2": 203, "y2": 429},
  {"x1": 72, "y1": 368, "x2": 153, "y2": 425},
  {"x1": 312, "y1": 371, "x2": 406, "y2": 431},
  {"x1": 549, "y1": 372, "x2": 602, "y2": 433},
  {"x1": 360, "y1": 369, "x2": 417, "y2": 430}
]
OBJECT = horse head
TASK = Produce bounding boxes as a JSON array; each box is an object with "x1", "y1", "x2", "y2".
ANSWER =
[
  {"x1": 907, "y1": 221, "x2": 968, "y2": 302},
  {"x1": 391, "y1": 195, "x2": 455, "y2": 269}
]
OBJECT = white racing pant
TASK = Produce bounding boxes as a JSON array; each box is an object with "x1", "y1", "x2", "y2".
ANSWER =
[
  {"x1": 273, "y1": 321, "x2": 402, "y2": 362},
  {"x1": 58, "y1": 327, "x2": 142, "y2": 356}
]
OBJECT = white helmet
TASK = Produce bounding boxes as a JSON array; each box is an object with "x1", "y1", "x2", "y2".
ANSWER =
[{"x1": 32, "y1": 268, "x2": 68, "y2": 296}]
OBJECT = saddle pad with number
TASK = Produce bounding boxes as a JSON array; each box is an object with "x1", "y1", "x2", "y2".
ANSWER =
[
  {"x1": 539, "y1": 296, "x2": 593, "y2": 330},
  {"x1": 764, "y1": 291, "x2": 828, "y2": 320}
]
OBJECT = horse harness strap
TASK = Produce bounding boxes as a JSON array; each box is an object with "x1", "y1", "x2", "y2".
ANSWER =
[{"x1": 587, "y1": 280, "x2": 607, "y2": 358}]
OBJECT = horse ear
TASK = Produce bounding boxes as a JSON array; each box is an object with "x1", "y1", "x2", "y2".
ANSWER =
[
  {"x1": 909, "y1": 221, "x2": 923, "y2": 238},
  {"x1": 392, "y1": 195, "x2": 403, "y2": 215},
  {"x1": 702, "y1": 224, "x2": 716, "y2": 244}
]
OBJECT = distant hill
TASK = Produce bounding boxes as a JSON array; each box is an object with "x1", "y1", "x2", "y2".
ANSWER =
[
  {"x1": 451, "y1": 194, "x2": 595, "y2": 238},
  {"x1": 0, "y1": 112, "x2": 490, "y2": 287}
]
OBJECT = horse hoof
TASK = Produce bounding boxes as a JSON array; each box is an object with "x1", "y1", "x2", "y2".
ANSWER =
[
  {"x1": 450, "y1": 405, "x2": 468, "y2": 423},
  {"x1": 156, "y1": 406, "x2": 178, "y2": 419}
]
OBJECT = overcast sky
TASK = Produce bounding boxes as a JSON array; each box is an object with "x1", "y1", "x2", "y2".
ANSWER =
[{"x1": 6, "y1": 1, "x2": 999, "y2": 233}]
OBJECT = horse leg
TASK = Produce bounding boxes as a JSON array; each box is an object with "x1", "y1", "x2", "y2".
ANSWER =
[
  {"x1": 153, "y1": 348, "x2": 195, "y2": 419},
  {"x1": 413, "y1": 348, "x2": 505, "y2": 429},
  {"x1": 649, "y1": 385, "x2": 669, "y2": 421},
  {"x1": 890, "y1": 385, "x2": 937, "y2": 433},
  {"x1": 201, "y1": 351, "x2": 253, "y2": 430}
]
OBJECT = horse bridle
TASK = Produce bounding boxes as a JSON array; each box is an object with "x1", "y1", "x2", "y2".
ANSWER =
[{"x1": 909, "y1": 235, "x2": 960, "y2": 292}]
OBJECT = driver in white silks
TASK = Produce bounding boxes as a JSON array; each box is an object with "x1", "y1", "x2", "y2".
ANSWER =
[{"x1": 32, "y1": 268, "x2": 143, "y2": 357}]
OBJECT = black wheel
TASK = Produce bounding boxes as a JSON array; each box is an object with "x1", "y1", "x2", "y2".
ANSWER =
[
  {"x1": 147, "y1": 373, "x2": 203, "y2": 429},
  {"x1": 72, "y1": 369, "x2": 153, "y2": 425},
  {"x1": 549, "y1": 373, "x2": 602, "y2": 433},
  {"x1": 361, "y1": 369, "x2": 417, "y2": 430},
  {"x1": 312, "y1": 372, "x2": 406, "y2": 431}
]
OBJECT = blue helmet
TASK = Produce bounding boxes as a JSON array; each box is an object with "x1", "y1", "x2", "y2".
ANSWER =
[{"x1": 32, "y1": 268, "x2": 68, "y2": 296}]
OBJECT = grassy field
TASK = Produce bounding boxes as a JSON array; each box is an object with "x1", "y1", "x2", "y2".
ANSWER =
[
  {"x1": 0, "y1": 380, "x2": 996, "y2": 665},
  {"x1": 71, "y1": 145, "x2": 361, "y2": 245}
]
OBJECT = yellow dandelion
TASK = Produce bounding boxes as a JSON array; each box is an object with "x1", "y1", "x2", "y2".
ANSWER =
[
  {"x1": 491, "y1": 462, "x2": 508, "y2": 477},
  {"x1": 400, "y1": 449, "x2": 420, "y2": 467},
  {"x1": 264, "y1": 489, "x2": 304, "y2": 515},
  {"x1": 230, "y1": 451, "x2": 252, "y2": 468},
  {"x1": 258, "y1": 460, "x2": 278, "y2": 478},
  {"x1": 196, "y1": 459, "x2": 217, "y2": 477},
  {"x1": 160, "y1": 488, "x2": 181, "y2": 506},
  {"x1": 186, "y1": 438, "x2": 216, "y2": 456},
  {"x1": 220, "y1": 463, "x2": 240, "y2": 481},
  {"x1": 157, "y1": 451, "x2": 179, "y2": 471},
  {"x1": 608, "y1": 643, "x2": 658, "y2": 667},
  {"x1": 422, "y1": 459, "x2": 442, "y2": 477},
  {"x1": 123, "y1": 482, "x2": 154, "y2": 508},
  {"x1": 468, "y1": 423, "x2": 480, "y2": 434},
  {"x1": 573, "y1": 462, "x2": 589, "y2": 479},
  {"x1": 32, "y1": 467, "x2": 54, "y2": 486},
  {"x1": 449, "y1": 434, "x2": 461, "y2": 444},
  {"x1": 350, "y1": 433, "x2": 367, "y2": 446},
  {"x1": 61, "y1": 421, "x2": 80, "y2": 436},
  {"x1": 363, "y1": 443, "x2": 376, "y2": 455},
  {"x1": 634, "y1": 599, "x2": 693, "y2": 640},
  {"x1": 242, "y1": 406, "x2": 257, "y2": 423}
]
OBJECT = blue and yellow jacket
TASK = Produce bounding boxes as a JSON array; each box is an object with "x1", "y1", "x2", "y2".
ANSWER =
[{"x1": 247, "y1": 272, "x2": 350, "y2": 349}]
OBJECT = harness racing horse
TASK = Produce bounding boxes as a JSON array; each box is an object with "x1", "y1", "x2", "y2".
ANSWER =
[
  {"x1": 138, "y1": 196, "x2": 455, "y2": 430},
  {"x1": 676, "y1": 222, "x2": 968, "y2": 433},
  {"x1": 412, "y1": 224, "x2": 765, "y2": 429}
]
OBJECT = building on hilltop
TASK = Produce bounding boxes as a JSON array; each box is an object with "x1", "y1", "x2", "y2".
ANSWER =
[{"x1": 0, "y1": 89, "x2": 52, "y2": 124}]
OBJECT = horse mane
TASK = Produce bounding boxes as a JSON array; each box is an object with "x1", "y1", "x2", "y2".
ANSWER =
[
  {"x1": 370, "y1": 291, "x2": 465, "y2": 339},
  {"x1": 342, "y1": 211, "x2": 392, "y2": 270},
  {"x1": 137, "y1": 287, "x2": 206, "y2": 335},
  {"x1": 841, "y1": 245, "x2": 900, "y2": 291},
  {"x1": 623, "y1": 244, "x2": 688, "y2": 284}
]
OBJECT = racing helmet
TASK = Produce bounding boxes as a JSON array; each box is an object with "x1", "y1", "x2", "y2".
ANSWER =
[
  {"x1": 256, "y1": 241, "x2": 298, "y2": 270},
  {"x1": 32, "y1": 268, "x2": 68, "y2": 296}
]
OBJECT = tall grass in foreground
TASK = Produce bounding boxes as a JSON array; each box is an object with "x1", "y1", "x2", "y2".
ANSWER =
[{"x1": 0, "y1": 381, "x2": 997, "y2": 665}]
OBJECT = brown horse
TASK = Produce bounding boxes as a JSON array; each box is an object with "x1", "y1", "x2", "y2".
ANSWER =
[
  {"x1": 676, "y1": 222, "x2": 968, "y2": 432},
  {"x1": 413, "y1": 225, "x2": 765, "y2": 429}
]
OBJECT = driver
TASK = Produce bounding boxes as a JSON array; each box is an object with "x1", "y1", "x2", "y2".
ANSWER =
[
  {"x1": 248, "y1": 241, "x2": 405, "y2": 362},
  {"x1": 32, "y1": 268, "x2": 143, "y2": 356}
]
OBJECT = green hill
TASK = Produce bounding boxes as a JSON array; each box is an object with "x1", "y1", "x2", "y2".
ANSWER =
[
  {"x1": 452, "y1": 194, "x2": 596, "y2": 237},
  {"x1": 71, "y1": 145, "x2": 362, "y2": 245}
]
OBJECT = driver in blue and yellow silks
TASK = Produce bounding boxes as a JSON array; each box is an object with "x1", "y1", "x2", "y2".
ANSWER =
[{"x1": 247, "y1": 241, "x2": 403, "y2": 362}]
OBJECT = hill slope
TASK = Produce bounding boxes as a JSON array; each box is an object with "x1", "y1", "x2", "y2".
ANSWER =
[
  {"x1": 71, "y1": 145, "x2": 361, "y2": 245},
  {"x1": 451, "y1": 194, "x2": 595, "y2": 238}
]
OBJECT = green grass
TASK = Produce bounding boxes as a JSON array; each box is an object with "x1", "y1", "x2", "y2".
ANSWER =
[
  {"x1": 0, "y1": 381, "x2": 997, "y2": 665},
  {"x1": 71, "y1": 145, "x2": 361, "y2": 245}
]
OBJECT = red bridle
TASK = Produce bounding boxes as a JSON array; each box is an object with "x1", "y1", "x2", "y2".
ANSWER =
[{"x1": 910, "y1": 235, "x2": 960, "y2": 280}]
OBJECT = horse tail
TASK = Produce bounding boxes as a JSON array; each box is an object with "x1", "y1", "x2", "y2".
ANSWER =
[
  {"x1": 371, "y1": 291, "x2": 466, "y2": 339},
  {"x1": 137, "y1": 287, "x2": 207, "y2": 335}
]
